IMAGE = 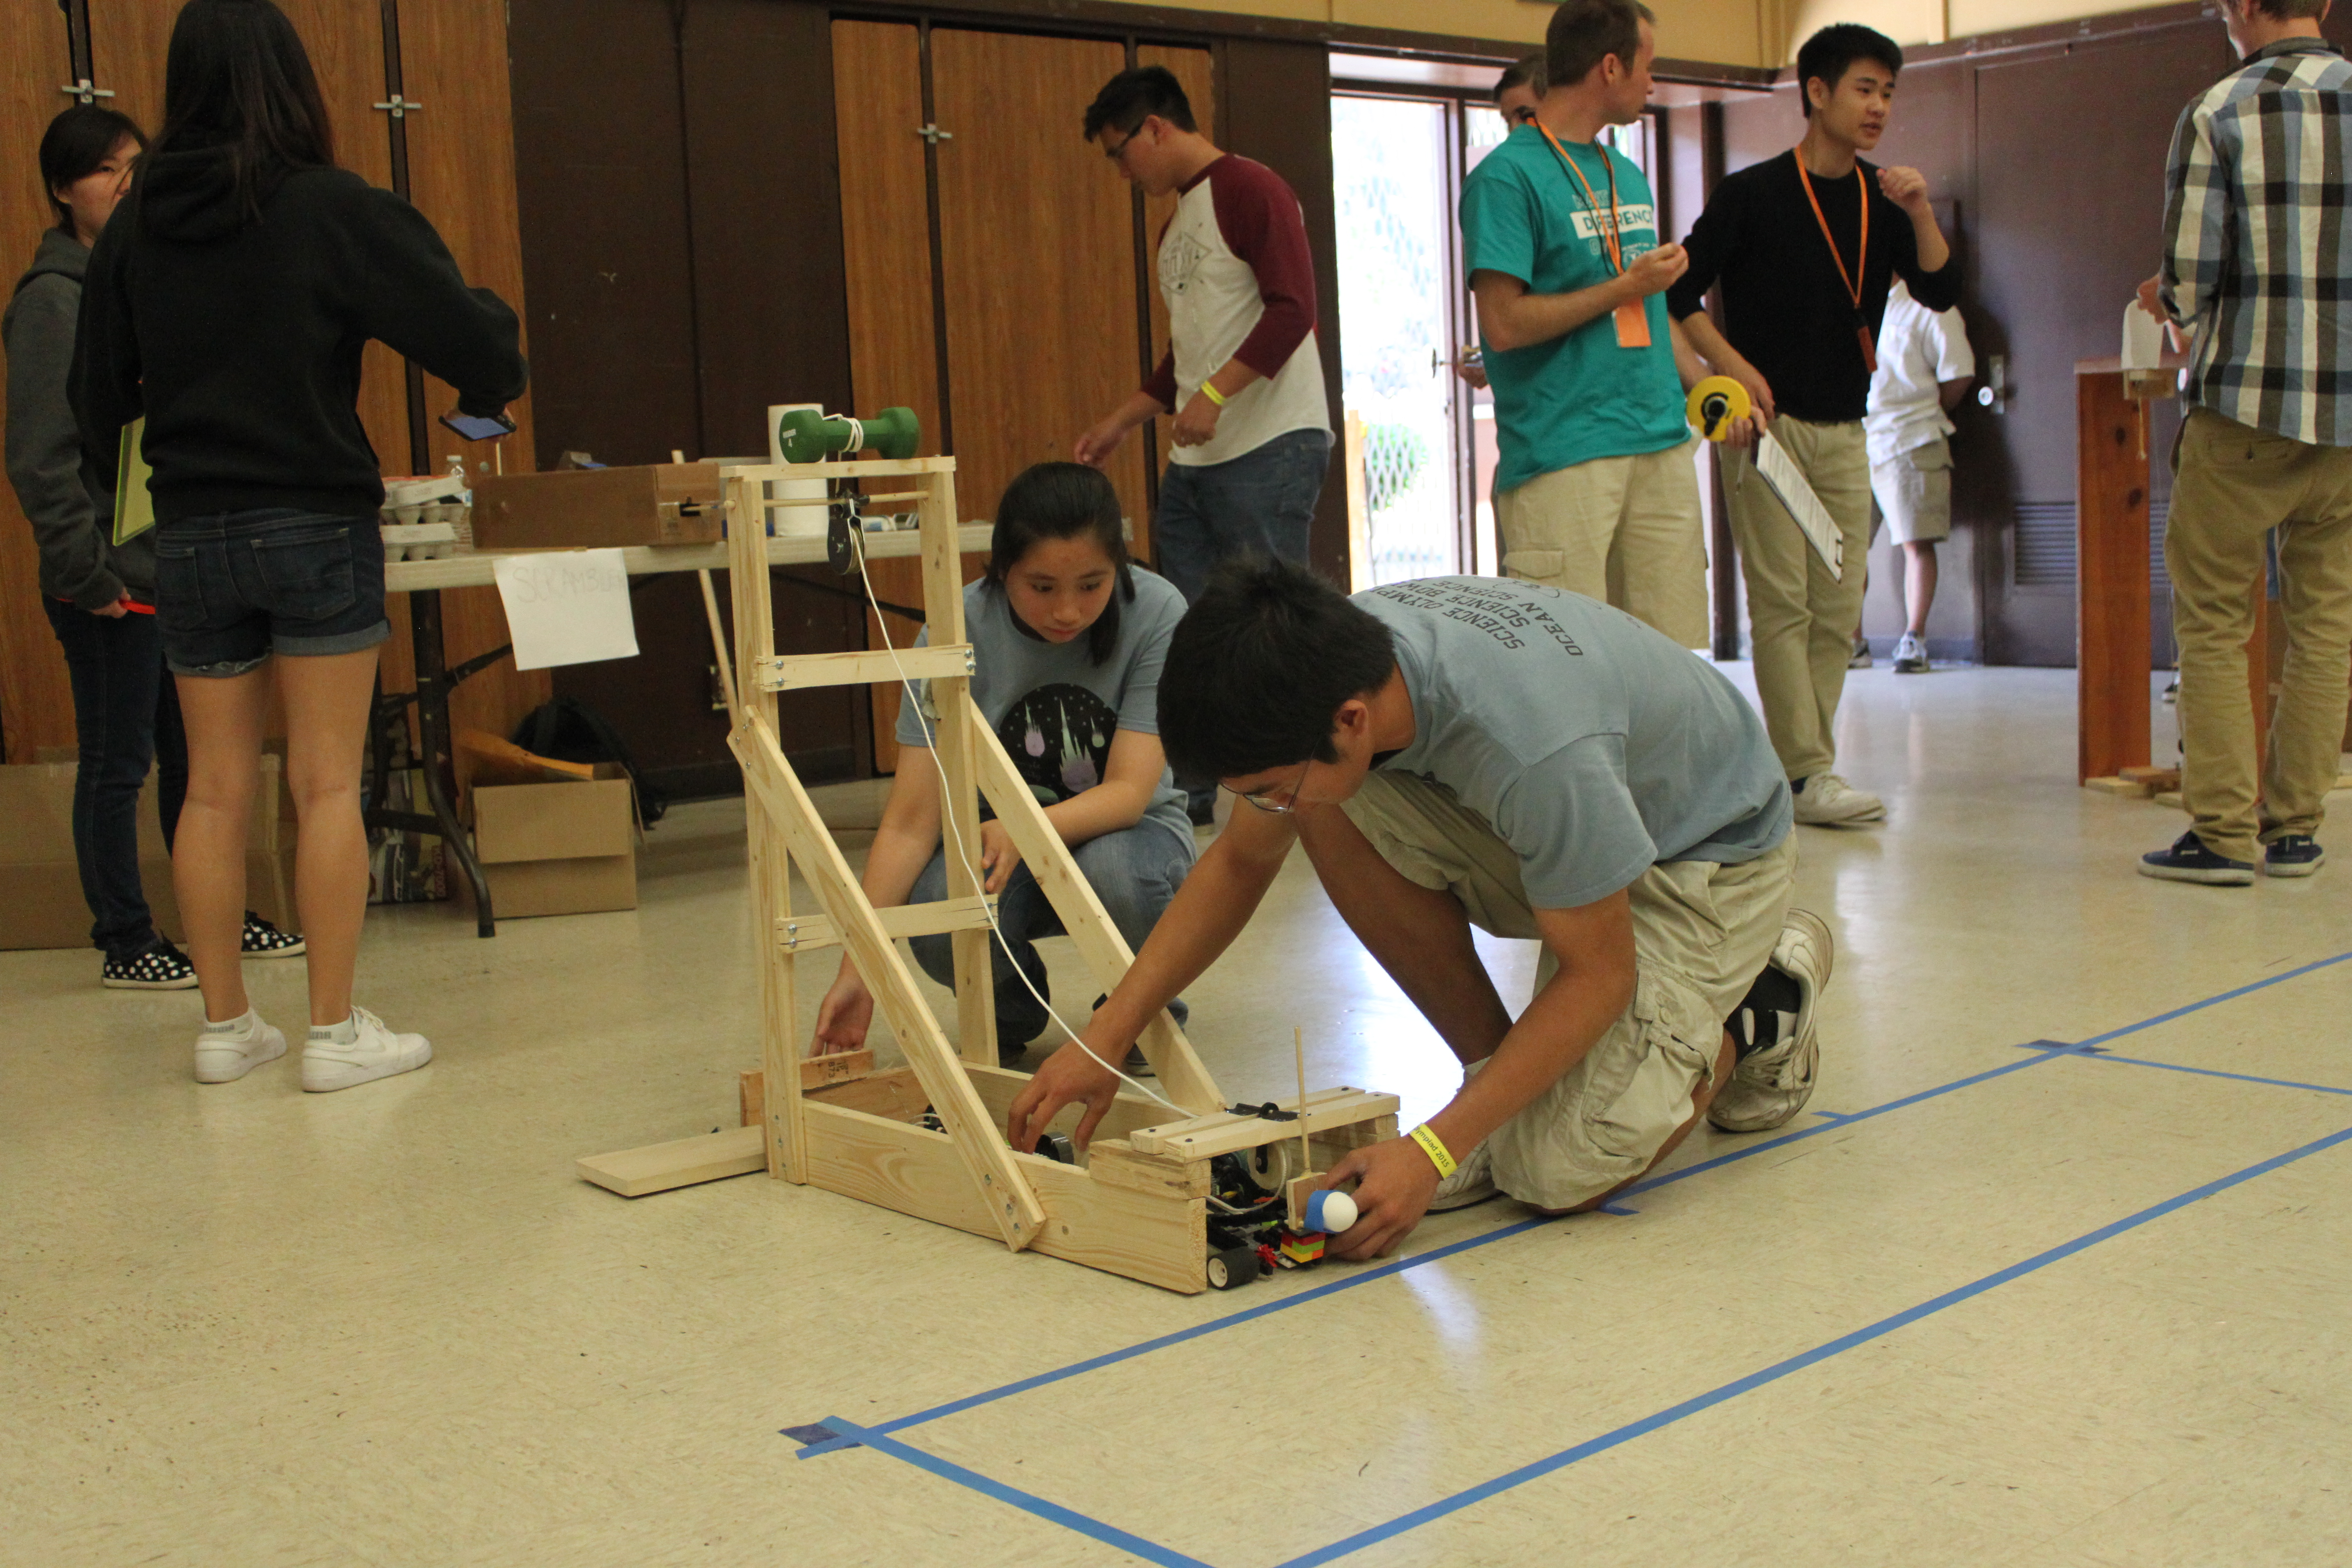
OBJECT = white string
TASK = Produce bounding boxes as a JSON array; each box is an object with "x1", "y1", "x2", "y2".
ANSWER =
[{"x1": 848, "y1": 527, "x2": 1193, "y2": 1120}]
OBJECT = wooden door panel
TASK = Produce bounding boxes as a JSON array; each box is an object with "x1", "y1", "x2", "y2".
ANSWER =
[
  {"x1": 392, "y1": 0, "x2": 549, "y2": 752},
  {"x1": 932, "y1": 30, "x2": 1148, "y2": 532},
  {"x1": 1136, "y1": 44, "x2": 1213, "y2": 569},
  {"x1": 0, "y1": 3, "x2": 78, "y2": 758}
]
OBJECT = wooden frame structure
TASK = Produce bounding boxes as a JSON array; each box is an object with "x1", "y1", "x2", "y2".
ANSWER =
[{"x1": 578, "y1": 452, "x2": 1396, "y2": 1292}]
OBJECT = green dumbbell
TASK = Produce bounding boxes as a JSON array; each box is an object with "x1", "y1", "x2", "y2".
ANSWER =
[{"x1": 776, "y1": 405, "x2": 922, "y2": 464}]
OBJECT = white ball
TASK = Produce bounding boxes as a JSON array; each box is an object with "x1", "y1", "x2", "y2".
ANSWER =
[{"x1": 1307, "y1": 1189, "x2": 1358, "y2": 1234}]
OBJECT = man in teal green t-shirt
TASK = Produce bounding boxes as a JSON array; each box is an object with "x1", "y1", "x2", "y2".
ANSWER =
[{"x1": 1460, "y1": 0, "x2": 1707, "y2": 647}]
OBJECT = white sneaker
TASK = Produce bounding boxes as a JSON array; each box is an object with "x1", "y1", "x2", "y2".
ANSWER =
[
  {"x1": 1711, "y1": 909, "x2": 1832, "y2": 1133},
  {"x1": 1892, "y1": 632, "x2": 1929, "y2": 674},
  {"x1": 1848, "y1": 636, "x2": 1872, "y2": 669},
  {"x1": 194, "y1": 1009, "x2": 287, "y2": 1083},
  {"x1": 302, "y1": 1006, "x2": 433, "y2": 1093},
  {"x1": 1791, "y1": 773, "x2": 1885, "y2": 827}
]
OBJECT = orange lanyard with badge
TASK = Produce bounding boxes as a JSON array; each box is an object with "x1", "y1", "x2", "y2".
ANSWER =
[
  {"x1": 1795, "y1": 157, "x2": 1877, "y2": 373},
  {"x1": 1537, "y1": 124, "x2": 1651, "y2": 349}
]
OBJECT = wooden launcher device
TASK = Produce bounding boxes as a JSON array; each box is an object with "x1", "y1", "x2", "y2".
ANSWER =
[{"x1": 576, "y1": 447, "x2": 1396, "y2": 1292}]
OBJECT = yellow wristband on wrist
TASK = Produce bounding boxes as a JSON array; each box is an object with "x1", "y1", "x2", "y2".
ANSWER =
[
  {"x1": 1407, "y1": 1122, "x2": 1457, "y2": 1179},
  {"x1": 1198, "y1": 381, "x2": 1227, "y2": 407}
]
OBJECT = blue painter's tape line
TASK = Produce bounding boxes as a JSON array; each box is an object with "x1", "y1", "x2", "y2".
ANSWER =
[
  {"x1": 791, "y1": 950, "x2": 2352, "y2": 1460},
  {"x1": 1269, "y1": 1121, "x2": 2352, "y2": 1568},
  {"x1": 2011, "y1": 1038, "x2": 2107, "y2": 1054},
  {"x1": 782, "y1": 1422, "x2": 844, "y2": 1448},
  {"x1": 818, "y1": 1418, "x2": 1220, "y2": 1568},
  {"x1": 2090, "y1": 1053, "x2": 2352, "y2": 1098},
  {"x1": 2072, "y1": 948, "x2": 2352, "y2": 1048}
]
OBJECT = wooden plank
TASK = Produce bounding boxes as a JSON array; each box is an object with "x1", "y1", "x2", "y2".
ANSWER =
[
  {"x1": 1087, "y1": 1140, "x2": 1213, "y2": 1199},
  {"x1": 2076, "y1": 369, "x2": 2151, "y2": 784},
  {"x1": 380, "y1": 524, "x2": 991, "y2": 593},
  {"x1": 757, "y1": 644, "x2": 973, "y2": 693},
  {"x1": 740, "y1": 1069, "x2": 764, "y2": 1127},
  {"x1": 2118, "y1": 766, "x2": 2179, "y2": 786},
  {"x1": 966, "y1": 694, "x2": 1225, "y2": 1115},
  {"x1": 804, "y1": 1102, "x2": 1205, "y2": 1294},
  {"x1": 775, "y1": 896, "x2": 999, "y2": 954},
  {"x1": 807, "y1": 1066, "x2": 933, "y2": 1122},
  {"x1": 735, "y1": 711, "x2": 1044, "y2": 1249},
  {"x1": 2084, "y1": 776, "x2": 2156, "y2": 798},
  {"x1": 1127, "y1": 1088, "x2": 1401, "y2": 1159},
  {"x1": 578, "y1": 1126, "x2": 766, "y2": 1197},
  {"x1": 922, "y1": 469, "x2": 1001, "y2": 1071}
]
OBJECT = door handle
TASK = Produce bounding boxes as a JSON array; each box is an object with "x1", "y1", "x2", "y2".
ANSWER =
[{"x1": 1976, "y1": 353, "x2": 2010, "y2": 414}]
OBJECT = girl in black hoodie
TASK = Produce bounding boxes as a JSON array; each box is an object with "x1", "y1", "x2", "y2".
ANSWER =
[{"x1": 72, "y1": 0, "x2": 526, "y2": 1090}]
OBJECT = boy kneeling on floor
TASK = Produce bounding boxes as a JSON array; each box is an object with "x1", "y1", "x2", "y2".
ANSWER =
[{"x1": 1007, "y1": 562, "x2": 1831, "y2": 1258}]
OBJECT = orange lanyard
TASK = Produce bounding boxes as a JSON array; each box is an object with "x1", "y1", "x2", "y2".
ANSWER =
[
  {"x1": 1794, "y1": 156, "x2": 1868, "y2": 313},
  {"x1": 1537, "y1": 124, "x2": 1626, "y2": 277}
]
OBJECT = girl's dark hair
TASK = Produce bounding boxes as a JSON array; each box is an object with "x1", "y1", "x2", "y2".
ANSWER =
[
  {"x1": 151, "y1": 0, "x2": 336, "y2": 220},
  {"x1": 39, "y1": 106, "x2": 148, "y2": 232},
  {"x1": 1158, "y1": 556, "x2": 1396, "y2": 782},
  {"x1": 985, "y1": 462, "x2": 1135, "y2": 665}
]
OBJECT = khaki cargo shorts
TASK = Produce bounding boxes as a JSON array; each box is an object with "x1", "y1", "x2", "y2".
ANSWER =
[
  {"x1": 1340, "y1": 771, "x2": 1797, "y2": 1210},
  {"x1": 1869, "y1": 437, "x2": 1953, "y2": 546}
]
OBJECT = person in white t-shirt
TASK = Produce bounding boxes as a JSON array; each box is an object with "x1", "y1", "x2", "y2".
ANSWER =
[{"x1": 1863, "y1": 276, "x2": 1974, "y2": 673}]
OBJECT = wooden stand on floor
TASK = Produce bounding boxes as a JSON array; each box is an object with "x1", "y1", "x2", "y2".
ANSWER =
[{"x1": 574, "y1": 450, "x2": 1397, "y2": 1292}]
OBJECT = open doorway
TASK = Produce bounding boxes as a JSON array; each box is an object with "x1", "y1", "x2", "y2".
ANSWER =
[{"x1": 1332, "y1": 59, "x2": 1660, "y2": 589}]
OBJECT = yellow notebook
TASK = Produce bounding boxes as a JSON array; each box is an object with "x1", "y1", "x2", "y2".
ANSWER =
[{"x1": 111, "y1": 417, "x2": 154, "y2": 545}]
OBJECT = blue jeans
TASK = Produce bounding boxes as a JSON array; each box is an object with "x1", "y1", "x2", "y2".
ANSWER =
[
  {"x1": 908, "y1": 820, "x2": 1196, "y2": 1048},
  {"x1": 1153, "y1": 428, "x2": 1334, "y2": 604},
  {"x1": 43, "y1": 598, "x2": 189, "y2": 956},
  {"x1": 152, "y1": 510, "x2": 390, "y2": 676}
]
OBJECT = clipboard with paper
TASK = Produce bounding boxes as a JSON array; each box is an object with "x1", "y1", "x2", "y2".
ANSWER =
[
  {"x1": 1752, "y1": 430, "x2": 1845, "y2": 581},
  {"x1": 111, "y1": 416, "x2": 155, "y2": 546}
]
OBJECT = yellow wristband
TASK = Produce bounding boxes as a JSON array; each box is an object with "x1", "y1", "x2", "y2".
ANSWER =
[
  {"x1": 1198, "y1": 381, "x2": 1227, "y2": 407},
  {"x1": 1407, "y1": 1123, "x2": 1457, "y2": 1179}
]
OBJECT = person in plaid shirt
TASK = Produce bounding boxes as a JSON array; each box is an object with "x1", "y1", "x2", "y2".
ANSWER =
[{"x1": 2136, "y1": 0, "x2": 2352, "y2": 887}]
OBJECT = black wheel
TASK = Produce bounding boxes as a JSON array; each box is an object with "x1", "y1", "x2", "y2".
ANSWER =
[{"x1": 1206, "y1": 1244, "x2": 1261, "y2": 1290}]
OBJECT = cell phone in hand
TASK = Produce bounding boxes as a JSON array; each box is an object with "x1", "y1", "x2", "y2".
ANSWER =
[{"x1": 439, "y1": 408, "x2": 516, "y2": 441}]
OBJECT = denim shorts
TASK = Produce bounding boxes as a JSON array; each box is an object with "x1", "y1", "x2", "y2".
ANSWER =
[{"x1": 153, "y1": 510, "x2": 391, "y2": 677}]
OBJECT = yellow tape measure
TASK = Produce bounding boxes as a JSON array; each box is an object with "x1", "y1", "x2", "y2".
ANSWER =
[{"x1": 1686, "y1": 375, "x2": 1752, "y2": 442}]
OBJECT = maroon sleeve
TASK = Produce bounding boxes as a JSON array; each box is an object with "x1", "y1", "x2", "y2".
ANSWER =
[
  {"x1": 1142, "y1": 347, "x2": 1177, "y2": 410},
  {"x1": 1209, "y1": 157, "x2": 1319, "y2": 379}
]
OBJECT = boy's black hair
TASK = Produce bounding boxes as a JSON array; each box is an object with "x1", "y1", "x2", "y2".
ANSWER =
[
  {"x1": 985, "y1": 461, "x2": 1134, "y2": 666},
  {"x1": 1158, "y1": 556, "x2": 1396, "y2": 782},
  {"x1": 1794, "y1": 24, "x2": 1902, "y2": 119},
  {"x1": 1546, "y1": 0, "x2": 1654, "y2": 93},
  {"x1": 39, "y1": 106, "x2": 148, "y2": 232},
  {"x1": 1082, "y1": 66, "x2": 1196, "y2": 142}
]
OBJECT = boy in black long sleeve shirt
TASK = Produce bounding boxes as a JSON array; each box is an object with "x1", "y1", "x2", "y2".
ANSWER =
[{"x1": 1667, "y1": 24, "x2": 1957, "y2": 827}]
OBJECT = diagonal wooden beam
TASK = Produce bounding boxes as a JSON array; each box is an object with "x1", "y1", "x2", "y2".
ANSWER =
[
  {"x1": 733, "y1": 713, "x2": 1044, "y2": 1251},
  {"x1": 965, "y1": 696, "x2": 1224, "y2": 1116}
]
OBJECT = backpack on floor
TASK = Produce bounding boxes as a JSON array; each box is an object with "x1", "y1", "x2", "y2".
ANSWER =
[{"x1": 510, "y1": 697, "x2": 669, "y2": 825}]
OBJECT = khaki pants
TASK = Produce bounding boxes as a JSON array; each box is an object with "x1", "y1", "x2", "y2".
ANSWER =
[
  {"x1": 1495, "y1": 440, "x2": 1709, "y2": 649},
  {"x1": 2167, "y1": 407, "x2": 2352, "y2": 863},
  {"x1": 1724, "y1": 418, "x2": 1873, "y2": 781},
  {"x1": 1340, "y1": 772, "x2": 1797, "y2": 1211}
]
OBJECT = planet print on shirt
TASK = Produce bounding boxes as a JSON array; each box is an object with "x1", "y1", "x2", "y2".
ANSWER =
[{"x1": 1000, "y1": 685, "x2": 1118, "y2": 806}]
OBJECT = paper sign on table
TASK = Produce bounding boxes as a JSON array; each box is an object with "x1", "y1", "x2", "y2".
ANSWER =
[{"x1": 491, "y1": 549, "x2": 639, "y2": 670}]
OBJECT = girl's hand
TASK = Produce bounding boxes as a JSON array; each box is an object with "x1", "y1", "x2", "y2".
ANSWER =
[
  {"x1": 811, "y1": 965, "x2": 875, "y2": 1055},
  {"x1": 980, "y1": 820, "x2": 1022, "y2": 895}
]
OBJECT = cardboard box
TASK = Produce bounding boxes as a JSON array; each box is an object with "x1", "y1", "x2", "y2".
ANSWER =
[
  {"x1": 463, "y1": 774, "x2": 638, "y2": 919},
  {"x1": 469, "y1": 463, "x2": 725, "y2": 550},
  {"x1": 0, "y1": 757, "x2": 300, "y2": 951}
]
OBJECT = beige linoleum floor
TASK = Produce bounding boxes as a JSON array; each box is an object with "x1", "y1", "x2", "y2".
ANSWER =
[{"x1": 6, "y1": 664, "x2": 2350, "y2": 1568}]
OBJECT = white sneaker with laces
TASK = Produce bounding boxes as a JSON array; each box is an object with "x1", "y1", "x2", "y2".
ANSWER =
[
  {"x1": 195, "y1": 1010, "x2": 287, "y2": 1083},
  {"x1": 1791, "y1": 773, "x2": 1885, "y2": 827},
  {"x1": 302, "y1": 1006, "x2": 433, "y2": 1093},
  {"x1": 1892, "y1": 632, "x2": 1929, "y2": 674},
  {"x1": 1711, "y1": 909, "x2": 1832, "y2": 1133}
]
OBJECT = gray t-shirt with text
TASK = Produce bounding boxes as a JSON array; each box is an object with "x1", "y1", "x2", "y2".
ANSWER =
[
  {"x1": 897, "y1": 569, "x2": 1192, "y2": 846},
  {"x1": 1361, "y1": 577, "x2": 1789, "y2": 909}
]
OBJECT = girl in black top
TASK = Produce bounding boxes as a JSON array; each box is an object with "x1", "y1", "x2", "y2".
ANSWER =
[{"x1": 72, "y1": 0, "x2": 526, "y2": 1090}]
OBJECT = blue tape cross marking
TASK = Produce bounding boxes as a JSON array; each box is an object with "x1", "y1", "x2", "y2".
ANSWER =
[
  {"x1": 787, "y1": 947, "x2": 2352, "y2": 1460},
  {"x1": 1270, "y1": 1120, "x2": 2352, "y2": 1568},
  {"x1": 821, "y1": 1122, "x2": 2352, "y2": 1568},
  {"x1": 818, "y1": 1418, "x2": 1219, "y2": 1568}
]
